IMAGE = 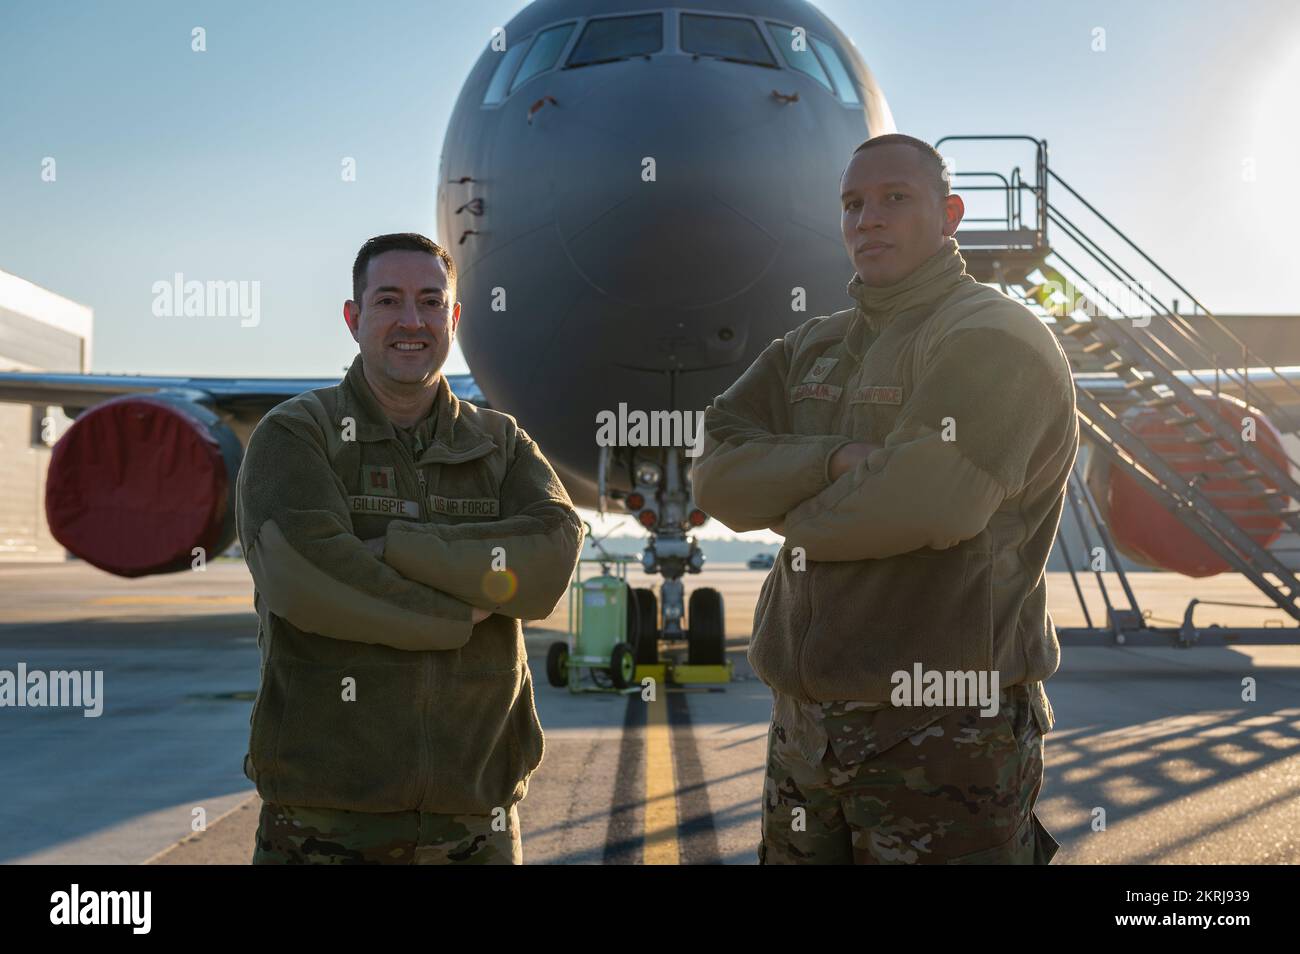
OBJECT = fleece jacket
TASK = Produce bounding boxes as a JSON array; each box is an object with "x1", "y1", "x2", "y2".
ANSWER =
[
  {"x1": 692, "y1": 238, "x2": 1077, "y2": 742},
  {"x1": 236, "y1": 353, "x2": 583, "y2": 814}
]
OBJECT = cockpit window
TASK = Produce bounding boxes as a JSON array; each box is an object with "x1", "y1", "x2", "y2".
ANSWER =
[
  {"x1": 681, "y1": 14, "x2": 776, "y2": 68},
  {"x1": 483, "y1": 38, "x2": 532, "y2": 104},
  {"x1": 510, "y1": 23, "x2": 575, "y2": 92},
  {"x1": 811, "y1": 36, "x2": 860, "y2": 104},
  {"x1": 566, "y1": 13, "x2": 663, "y2": 68},
  {"x1": 764, "y1": 22, "x2": 832, "y2": 92}
]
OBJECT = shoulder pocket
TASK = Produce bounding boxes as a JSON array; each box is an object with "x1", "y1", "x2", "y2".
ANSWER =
[{"x1": 421, "y1": 444, "x2": 503, "y2": 526}]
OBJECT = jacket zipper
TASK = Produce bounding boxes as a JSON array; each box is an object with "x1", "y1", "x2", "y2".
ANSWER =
[
  {"x1": 785, "y1": 335, "x2": 868, "y2": 701},
  {"x1": 793, "y1": 343, "x2": 862, "y2": 700},
  {"x1": 394, "y1": 436, "x2": 432, "y2": 808},
  {"x1": 392, "y1": 438, "x2": 427, "y2": 520},
  {"x1": 831, "y1": 335, "x2": 870, "y2": 437},
  {"x1": 393, "y1": 432, "x2": 494, "y2": 808}
]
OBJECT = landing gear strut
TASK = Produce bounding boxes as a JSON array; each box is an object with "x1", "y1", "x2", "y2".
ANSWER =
[{"x1": 594, "y1": 442, "x2": 731, "y2": 683}]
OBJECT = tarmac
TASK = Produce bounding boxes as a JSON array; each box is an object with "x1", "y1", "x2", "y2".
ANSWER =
[{"x1": 2, "y1": 559, "x2": 1298, "y2": 864}]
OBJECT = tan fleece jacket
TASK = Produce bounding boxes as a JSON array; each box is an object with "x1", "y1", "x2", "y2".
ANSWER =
[
  {"x1": 692, "y1": 238, "x2": 1078, "y2": 717},
  {"x1": 236, "y1": 353, "x2": 583, "y2": 814}
]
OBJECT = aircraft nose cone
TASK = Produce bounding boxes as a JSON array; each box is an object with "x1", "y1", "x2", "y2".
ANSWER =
[{"x1": 553, "y1": 66, "x2": 788, "y2": 309}]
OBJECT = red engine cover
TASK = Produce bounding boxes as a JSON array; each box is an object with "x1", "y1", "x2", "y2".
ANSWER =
[
  {"x1": 45, "y1": 395, "x2": 240, "y2": 577},
  {"x1": 1091, "y1": 393, "x2": 1287, "y2": 577}
]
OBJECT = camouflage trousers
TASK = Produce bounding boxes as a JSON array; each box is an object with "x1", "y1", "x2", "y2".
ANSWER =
[
  {"x1": 760, "y1": 683, "x2": 1060, "y2": 864},
  {"x1": 252, "y1": 801, "x2": 523, "y2": 864}
]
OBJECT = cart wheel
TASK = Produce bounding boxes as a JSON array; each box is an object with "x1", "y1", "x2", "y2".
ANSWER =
[
  {"x1": 687, "y1": 587, "x2": 725, "y2": 665},
  {"x1": 546, "y1": 642, "x2": 569, "y2": 688},
  {"x1": 633, "y1": 587, "x2": 660, "y2": 665},
  {"x1": 609, "y1": 642, "x2": 635, "y2": 690},
  {"x1": 623, "y1": 583, "x2": 641, "y2": 648}
]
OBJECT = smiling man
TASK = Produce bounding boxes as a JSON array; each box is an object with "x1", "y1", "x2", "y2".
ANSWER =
[
  {"x1": 235, "y1": 232, "x2": 583, "y2": 864},
  {"x1": 692, "y1": 135, "x2": 1079, "y2": 864}
]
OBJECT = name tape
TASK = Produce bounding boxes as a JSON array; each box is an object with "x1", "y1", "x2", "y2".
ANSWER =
[
  {"x1": 429, "y1": 495, "x2": 500, "y2": 517},
  {"x1": 851, "y1": 385, "x2": 903, "y2": 406},
  {"x1": 349, "y1": 496, "x2": 420, "y2": 518},
  {"x1": 789, "y1": 383, "x2": 844, "y2": 403}
]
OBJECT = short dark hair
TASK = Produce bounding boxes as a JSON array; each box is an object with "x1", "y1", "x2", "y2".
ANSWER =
[
  {"x1": 351, "y1": 233, "x2": 457, "y2": 305},
  {"x1": 849, "y1": 133, "x2": 951, "y2": 198}
]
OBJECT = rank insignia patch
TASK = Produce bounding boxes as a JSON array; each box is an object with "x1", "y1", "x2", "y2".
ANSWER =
[
  {"x1": 802, "y1": 356, "x2": 840, "y2": 383},
  {"x1": 361, "y1": 465, "x2": 398, "y2": 497}
]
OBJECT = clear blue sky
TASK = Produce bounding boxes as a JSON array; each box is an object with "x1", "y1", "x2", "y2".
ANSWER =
[{"x1": 2, "y1": 0, "x2": 1297, "y2": 382}]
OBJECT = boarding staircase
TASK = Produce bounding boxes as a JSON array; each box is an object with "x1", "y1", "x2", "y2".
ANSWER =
[{"x1": 936, "y1": 135, "x2": 1300, "y2": 644}]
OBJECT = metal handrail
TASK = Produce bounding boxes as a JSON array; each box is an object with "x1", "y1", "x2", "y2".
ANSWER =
[
  {"x1": 950, "y1": 154, "x2": 1300, "y2": 420},
  {"x1": 949, "y1": 170, "x2": 1013, "y2": 231},
  {"x1": 1045, "y1": 208, "x2": 1300, "y2": 465},
  {"x1": 1049, "y1": 243, "x2": 1300, "y2": 493},
  {"x1": 935, "y1": 134, "x2": 1300, "y2": 631},
  {"x1": 934, "y1": 135, "x2": 1047, "y2": 243},
  {"x1": 1076, "y1": 388, "x2": 1300, "y2": 615},
  {"x1": 935, "y1": 133, "x2": 1300, "y2": 449},
  {"x1": 1033, "y1": 164, "x2": 1300, "y2": 410},
  {"x1": 1041, "y1": 197, "x2": 1300, "y2": 416}
]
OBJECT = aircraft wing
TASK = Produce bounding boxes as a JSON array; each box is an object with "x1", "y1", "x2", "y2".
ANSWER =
[
  {"x1": 0, "y1": 368, "x2": 488, "y2": 419},
  {"x1": 0, "y1": 365, "x2": 1295, "y2": 426}
]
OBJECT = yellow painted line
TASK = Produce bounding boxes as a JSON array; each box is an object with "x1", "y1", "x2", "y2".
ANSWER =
[
  {"x1": 90, "y1": 596, "x2": 250, "y2": 606},
  {"x1": 642, "y1": 691, "x2": 679, "y2": 865}
]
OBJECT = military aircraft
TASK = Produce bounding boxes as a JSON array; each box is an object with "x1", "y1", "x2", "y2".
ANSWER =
[{"x1": 4, "y1": 0, "x2": 1300, "y2": 656}]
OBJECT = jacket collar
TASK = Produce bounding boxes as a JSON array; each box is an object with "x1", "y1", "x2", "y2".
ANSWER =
[
  {"x1": 844, "y1": 236, "x2": 973, "y2": 355},
  {"x1": 337, "y1": 353, "x2": 496, "y2": 462}
]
